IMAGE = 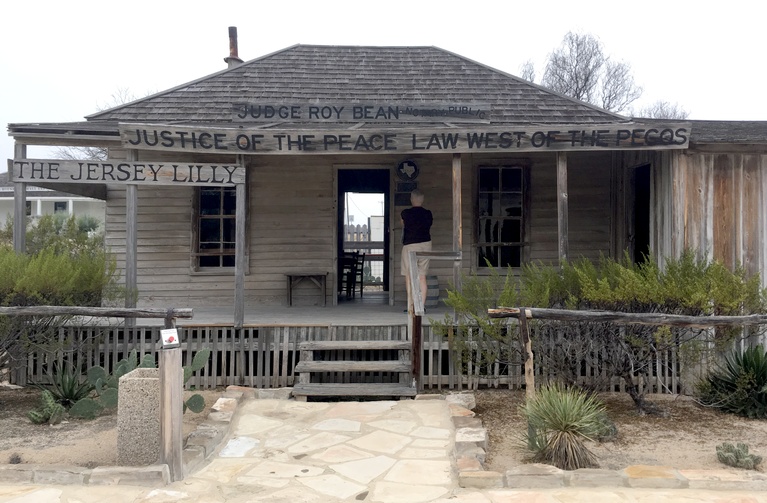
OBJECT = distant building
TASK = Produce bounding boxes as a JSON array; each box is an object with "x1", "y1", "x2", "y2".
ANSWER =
[{"x1": 0, "y1": 172, "x2": 104, "y2": 228}]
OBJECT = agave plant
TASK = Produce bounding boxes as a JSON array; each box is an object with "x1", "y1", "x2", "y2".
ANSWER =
[
  {"x1": 698, "y1": 345, "x2": 767, "y2": 419},
  {"x1": 33, "y1": 361, "x2": 94, "y2": 409},
  {"x1": 521, "y1": 383, "x2": 608, "y2": 470}
]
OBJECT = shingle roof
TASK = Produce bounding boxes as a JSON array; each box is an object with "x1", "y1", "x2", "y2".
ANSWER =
[{"x1": 85, "y1": 45, "x2": 626, "y2": 126}]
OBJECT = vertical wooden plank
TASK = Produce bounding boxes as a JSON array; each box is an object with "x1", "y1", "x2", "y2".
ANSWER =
[
  {"x1": 713, "y1": 155, "x2": 734, "y2": 269},
  {"x1": 13, "y1": 143, "x2": 27, "y2": 254},
  {"x1": 557, "y1": 152, "x2": 569, "y2": 264},
  {"x1": 255, "y1": 326, "x2": 265, "y2": 388},
  {"x1": 281, "y1": 327, "x2": 290, "y2": 387},
  {"x1": 159, "y1": 347, "x2": 183, "y2": 482}
]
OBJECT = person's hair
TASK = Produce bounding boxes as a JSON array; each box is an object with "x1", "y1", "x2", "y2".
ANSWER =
[{"x1": 410, "y1": 189, "x2": 425, "y2": 205}]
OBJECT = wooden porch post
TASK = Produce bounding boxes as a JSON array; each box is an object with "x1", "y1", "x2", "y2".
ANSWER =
[
  {"x1": 557, "y1": 152, "x2": 569, "y2": 263},
  {"x1": 452, "y1": 153, "x2": 463, "y2": 293},
  {"x1": 125, "y1": 150, "x2": 138, "y2": 326},
  {"x1": 234, "y1": 159, "x2": 247, "y2": 327},
  {"x1": 12, "y1": 143, "x2": 26, "y2": 254}
]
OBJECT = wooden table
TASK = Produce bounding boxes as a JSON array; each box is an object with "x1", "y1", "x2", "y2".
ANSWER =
[{"x1": 285, "y1": 272, "x2": 328, "y2": 307}]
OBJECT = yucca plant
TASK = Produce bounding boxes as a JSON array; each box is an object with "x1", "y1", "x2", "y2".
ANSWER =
[
  {"x1": 697, "y1": 345, "x2": 767, "y2": 419},
  {"x1": 521, "y1": 383, "x2": 608, "y2": 470}
]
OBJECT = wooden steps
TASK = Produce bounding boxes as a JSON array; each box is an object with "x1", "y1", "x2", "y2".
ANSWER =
[
  {"x1": 292, "y1": 383, "x2": 417, "y2": 398},
  {"x1": 293, "y1": 339, "x2": 415, "y2": 400}
]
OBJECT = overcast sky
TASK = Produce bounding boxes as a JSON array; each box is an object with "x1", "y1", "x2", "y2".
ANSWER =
[{"x1": 2, "y1": 0, "x2": 765, "y2": 175}]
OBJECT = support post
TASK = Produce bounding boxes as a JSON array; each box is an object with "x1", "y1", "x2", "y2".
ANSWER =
[
  {"x1": 125, "y1": 150, "x2": 138, "y2": 326},
  {"x1": 452, "y1": 153, "x2": 463, "y2": 294},
  {"x1": 234, "y1": 167, "x2": 247, "y2": 327},
  {"x1": 13, "y1": 143, "x2": 26, "y2": 254},
  {"x1": 159, "y1": 315, "x2": 183, "y2": 482},
  {"x1": 557, "y1": 152, "x2": 569, "y2": 264},
  {"x1": 411, "y1": 312, "x2": 422, "y2": 391}
]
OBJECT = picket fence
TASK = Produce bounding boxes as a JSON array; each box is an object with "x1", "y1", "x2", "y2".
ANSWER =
[{"x1": 14, "y1": 322, "x2": 684, "y2": 394}]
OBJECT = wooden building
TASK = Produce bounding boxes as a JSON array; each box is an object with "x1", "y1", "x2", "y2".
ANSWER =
[{"x1": 6, "y1": 40, "x2": 767, "y2": 393}]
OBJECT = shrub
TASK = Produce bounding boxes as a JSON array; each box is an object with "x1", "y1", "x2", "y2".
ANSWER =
[
  {"x1": 521, "y1": 383, "x2": 608, "y2": 470},
  {"x1": 698, "y1": 345, "x2": 767, "y2": 419}
]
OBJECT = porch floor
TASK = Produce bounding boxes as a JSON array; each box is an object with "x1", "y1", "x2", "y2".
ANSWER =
[{"x1": 147, "y1": 293, "x2": 452, "y2": 327}]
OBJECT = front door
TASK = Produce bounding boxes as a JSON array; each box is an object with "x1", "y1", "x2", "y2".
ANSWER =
[{"x1": 337, "y1": 169, "x2": 390, "y2": 301}]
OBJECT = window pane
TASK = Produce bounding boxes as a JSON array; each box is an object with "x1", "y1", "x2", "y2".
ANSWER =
[
  {"x1": 501, "y1": 168, "x2": 522, "y2": 191},
  {"x1": 479, "y1": 168, "x2": 499, "y2": 192},
  {"x1": 479, "y1": 218, "x2": 499, "y2": 244},
  {"x1": 199, "y1": 256, "x2": 220, "y2": 268},
  {"x1": 222, "y1": 255, "x2": 236, "y2": 267},
  {"x1": 222, "y1": 218, "x2": 236, "y2": 242},
  {"x1": 479, "y1": 193, "x2": 501, "y2": 217},
  {"x1": 500, "y1": 246, "x2": 521, "y2": 267},
  {"x1": 501, "y1": 193, "x2": 522, "y2": 216},
  {"x1": 199, "y1": 219, "x2": 221, "y2": 242},
  {"x1": 200, "y1": 189, "x2": 221, "y2": 215},
  {"x1": 478, "y1": 246, "x2": 497, "y2": 268},
  {"x1": 223, "y1": 188, "x2": 236, "y2": 215},
  {"x1": 500, "y1": 220, "x2": 521, "y2": 242}
]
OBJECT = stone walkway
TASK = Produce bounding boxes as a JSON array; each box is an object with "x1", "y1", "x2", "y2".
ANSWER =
[{"x1": 0, "y1": 390, "x2": 767, "y2": 502}]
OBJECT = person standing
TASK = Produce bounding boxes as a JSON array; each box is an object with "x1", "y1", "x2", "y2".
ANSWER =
[{"x1": 401, "y1": 189, "x2": 433, "y2": 313}]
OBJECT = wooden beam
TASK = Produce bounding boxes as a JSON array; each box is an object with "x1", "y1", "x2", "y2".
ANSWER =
[
  {"x1": 234, "y1": 160, "x2": 247, "y2": 328},
  {"x1": 557, "y1": 152, "x2": 569, "y2": 263},
  {"x1": 0, "y1": 306, "x2": 193, "y2": 319},
  {"x1": 452, "y1": 153, "x2": 463, "y2": 294},
  {"x1": 12, "y1": 144, "x2": 26, "y2": 254},
  {"x1": 488, "y1": 307, "x2": 767, "y2": 329}
]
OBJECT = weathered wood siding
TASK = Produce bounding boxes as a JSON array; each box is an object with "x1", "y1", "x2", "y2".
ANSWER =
[
  {"x1": 104, "y1": 150, "x2": 622, "y2": 307},
  {"x1": 526, "y1": 152, "x2": 613, "y2": 265},
  {"x1": 651, "y1": 150, "x2": 766, "y2": 289}
]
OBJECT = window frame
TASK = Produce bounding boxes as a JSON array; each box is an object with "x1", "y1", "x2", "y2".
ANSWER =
[
  {"x1": 191, "y1": 185, "x2": 248, "y2": 274},
  {"x1": 474, "y1": 163, "x2": 531, "y2": 271}
]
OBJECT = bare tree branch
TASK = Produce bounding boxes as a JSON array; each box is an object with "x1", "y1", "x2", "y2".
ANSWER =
[
  {"x1": 540, "y1": 32, "x2": 643, "y2": 113},
  {"x1": 519, "y1": 60, "x2": 536, "y2": 82},
  {"x1": 634, "y1": 100, "x2": 690, "y2": 119}
]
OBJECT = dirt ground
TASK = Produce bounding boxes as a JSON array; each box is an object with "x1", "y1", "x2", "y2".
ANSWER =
[
  {"x1": 0, "y1": 384, "x2": 223, "y2": 468},
  {"x1": 474, "y1": 388, "x2": 767, "y2": 472},
  {"x1": 2, "y1": 384, "x2": 766, "y2": 472}
]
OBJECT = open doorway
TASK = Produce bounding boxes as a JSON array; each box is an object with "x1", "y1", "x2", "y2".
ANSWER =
[
  {"x1": 632, "y1": 163, "x2": 651, "y2": 263},
  {"x1": 337, "y1": 169, "x2": 390, "y2": 302}
]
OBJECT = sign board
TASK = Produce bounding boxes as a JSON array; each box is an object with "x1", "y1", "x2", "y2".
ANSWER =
[
  {"x1": 8, "y1": 159, "x2": 245, "y2": 186},
  {"x1": 232, "y1": 102, "x2": 491, "y2": 123},
  {"x1": 119, "y1": 123, "x2": 691, "y2": 155},
  {"x1": 160, "y1": 328, "x2": 180, "y2": 348}
]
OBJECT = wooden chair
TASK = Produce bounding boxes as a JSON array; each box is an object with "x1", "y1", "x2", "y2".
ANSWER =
[
  {"x1": 339, "y1": 252, "x2": 357, "y2": 299},
  {"x1": 352, "y1": 252, "x2": 365, "y2": 298}
]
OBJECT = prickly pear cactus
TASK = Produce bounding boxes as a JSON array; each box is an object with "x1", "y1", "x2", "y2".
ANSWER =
[{"x1": 27, "y1": 390, "x2": 66, "y2": 425}]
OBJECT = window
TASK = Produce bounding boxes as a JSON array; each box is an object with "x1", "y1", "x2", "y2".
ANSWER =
[
  {"x1": 196, "y1": 187, "x2": 237, "y2": 268},
  {"x1": 25, "y1": 201, "x2": 32, "y2": 216},
  {"x1": 54, "y1": 201, "x2": 68, "y2": 213},
  {"x1": 477, "y1": 166, "x2": 527, "y2": 268}
]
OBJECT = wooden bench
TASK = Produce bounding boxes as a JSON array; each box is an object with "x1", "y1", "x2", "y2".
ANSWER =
[{"x1": 285, "y1": 272, "x2": 328, "y2": 306}]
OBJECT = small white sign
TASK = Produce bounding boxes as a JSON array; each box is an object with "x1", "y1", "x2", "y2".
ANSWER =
[{"x1": 160, "y1": 328, "x2": 180, "y2": 348}]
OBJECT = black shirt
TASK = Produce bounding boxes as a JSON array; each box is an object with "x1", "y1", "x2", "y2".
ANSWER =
[{"x1": 401, "y1": 206, "x2": 433, "y2": 245}]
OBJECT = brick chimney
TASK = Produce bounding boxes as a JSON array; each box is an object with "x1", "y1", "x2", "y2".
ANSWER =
[{"x1": 224, "y1": 26, "x2": 243, "y2": 68}]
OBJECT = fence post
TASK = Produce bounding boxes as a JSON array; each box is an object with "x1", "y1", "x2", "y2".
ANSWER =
[
  {"x1": 160, "y1": 314, "x2": 183, "y2": 481},
  {"x1": 519, "y1": 309, "x2": 535, "y2": 399}
]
